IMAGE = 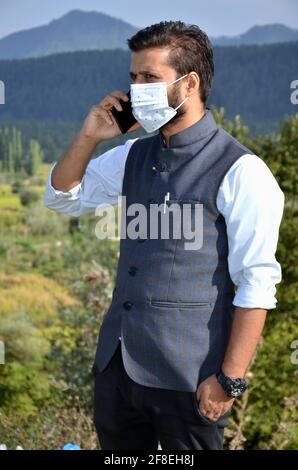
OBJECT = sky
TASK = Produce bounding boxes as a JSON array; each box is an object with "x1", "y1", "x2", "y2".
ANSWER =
[{"x1": 0, "y1": 0, "x2": 297, "y2": 40}]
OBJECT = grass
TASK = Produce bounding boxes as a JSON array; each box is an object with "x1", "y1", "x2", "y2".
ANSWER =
[
  {"x1": 0, "y1": 273, "x2": 80, "y2": 325},
  {"x1": 0, "y1": 193, "x2": 22, "y2": 210}
]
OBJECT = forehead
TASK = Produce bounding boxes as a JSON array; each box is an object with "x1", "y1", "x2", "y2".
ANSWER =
[{"x1": 130, "y1": 48, "x2": 173, "y2": 74}]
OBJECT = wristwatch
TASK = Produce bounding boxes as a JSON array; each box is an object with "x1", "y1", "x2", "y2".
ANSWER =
[{"x1": 216, "y1": 368, "x2": 248, "y2": 398}]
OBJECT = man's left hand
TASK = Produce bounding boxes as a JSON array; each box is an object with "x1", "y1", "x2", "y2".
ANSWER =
[{"x1": 195, "y1": 374, "x2": 235, "y2": 421}]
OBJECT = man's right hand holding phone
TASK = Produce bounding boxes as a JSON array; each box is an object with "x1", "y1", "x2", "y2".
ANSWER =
[
  {"x1": 81, "y1": 91, "x2": 140, "y2": 144},
  {"x1": 51, "y1": 91, "x2": 140, "y2": 193}
]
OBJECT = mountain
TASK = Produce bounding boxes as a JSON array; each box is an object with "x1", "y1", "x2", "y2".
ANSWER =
[
  {"x1": 0, "y1": 9, "x2": 298, "y2": 61},
  {"x1": 0, "y1": 42, "x2": 297, "y2": 134},
  {"x1": 0, "y1": 10, "x2": 138, "y2": 60},
  {"x1": 212, "y1": 24, "x2": 298, "y2": 46}
]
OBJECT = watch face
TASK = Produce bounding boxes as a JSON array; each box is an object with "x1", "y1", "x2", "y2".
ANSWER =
[
  {"x1": 230, "y1": 388, "x2": 243, "y2": 397},
  {"x1": 216, "y1": 370, "x2": 248, "y2": 398},
  {"x1": 229, "y1": 379, "x2": 248, "y2": 397}
]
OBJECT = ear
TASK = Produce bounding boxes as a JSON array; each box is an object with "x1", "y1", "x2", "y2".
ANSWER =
[{"x1": 186, "y1": 72, "x2": 200, "y2": 96}]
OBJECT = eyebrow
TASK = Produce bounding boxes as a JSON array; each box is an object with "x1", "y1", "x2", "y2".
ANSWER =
[{"x1": 129, "y1": 70, "x2": 161, "y2": 78}]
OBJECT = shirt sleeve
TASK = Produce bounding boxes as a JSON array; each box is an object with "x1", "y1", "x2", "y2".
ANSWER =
[
  {"x1": 43, "y1": 138, "x2": 138, "y2": 217},
  {"x1": 216, "y1": 153, "x2": 285, "y2": 310}
]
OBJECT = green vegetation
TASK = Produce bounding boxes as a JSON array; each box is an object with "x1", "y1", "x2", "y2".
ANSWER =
[{"x1": 0, "y1": 109, "x2": 297, "y2": 449}]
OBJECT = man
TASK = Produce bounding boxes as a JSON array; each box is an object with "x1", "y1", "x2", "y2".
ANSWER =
[{"x1": 44, "y1": 21, "x2": 285, "y2": 450}]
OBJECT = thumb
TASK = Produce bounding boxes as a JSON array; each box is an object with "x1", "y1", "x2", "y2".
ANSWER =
[
  {"x1": 196, "y1": 384, "x2": 203, "y2": 401},
  {"x1": 128, "y1": 121, "x2": 141, "y2": 132}
]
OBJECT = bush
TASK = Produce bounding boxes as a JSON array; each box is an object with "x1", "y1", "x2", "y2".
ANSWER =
[
  {"x1": 26, "y1": 201, "x2": 68, "y2": 236},
  {"x1": 19, "y1": 188, "x2": 40, "y2": 206},
  {"x1": 11, "y1": 181, "x2": 24, "y2": 194}
]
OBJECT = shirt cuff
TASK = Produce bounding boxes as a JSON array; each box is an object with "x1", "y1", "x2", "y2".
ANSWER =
[
  {"x1": 233, "y1": 284, "x2": 278, "y2": 310},
  {"x1": 46, "y1": 163, "x2": 82, "y2": 200}
]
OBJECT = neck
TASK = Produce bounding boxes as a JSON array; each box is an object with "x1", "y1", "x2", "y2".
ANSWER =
[{"x1": 161, "y1": 106, "x2": 207, "y2": 148}]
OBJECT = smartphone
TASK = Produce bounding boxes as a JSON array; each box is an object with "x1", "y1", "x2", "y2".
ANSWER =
[{"x1": 110, "y1": 90, "x2": 137, "y2": 134}]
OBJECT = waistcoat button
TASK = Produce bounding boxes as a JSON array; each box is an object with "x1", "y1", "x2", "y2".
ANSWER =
[
  {"x1": 123, "y1": 301, "x2": 133, "y2": 310},
  {"x1": 159, "y1": 162, "x2": 168, "y2": 172},
  {"x1": 128, "y1": 266, "x2": 137, "y2": 276}
]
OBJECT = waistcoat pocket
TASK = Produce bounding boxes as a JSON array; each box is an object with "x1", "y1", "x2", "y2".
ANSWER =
[
  {"x1": 165, "y1": 198, "x2": 201, "y2": 208},
  {"x1": 150, "y1": 299, "x2": 211, "y2": 308}
]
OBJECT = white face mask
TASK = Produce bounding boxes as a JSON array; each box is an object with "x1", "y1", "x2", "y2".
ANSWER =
[{"x1": 130, "y1": 74, "x2": 189, "y2": 133}]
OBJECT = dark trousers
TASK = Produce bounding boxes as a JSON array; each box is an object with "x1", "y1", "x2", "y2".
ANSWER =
[{"x1": 92, "y1": 340, "x2": 230, "y2": 450}]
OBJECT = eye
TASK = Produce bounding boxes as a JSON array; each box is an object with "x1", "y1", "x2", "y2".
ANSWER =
[{"x1": 146, "y1": 74, "x2": 156, "y2": 80}]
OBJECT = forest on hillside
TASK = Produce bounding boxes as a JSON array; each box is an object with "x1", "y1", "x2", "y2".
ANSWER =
[{"x1": 0, "y1": 41, "x2": 297, "y2": 134}]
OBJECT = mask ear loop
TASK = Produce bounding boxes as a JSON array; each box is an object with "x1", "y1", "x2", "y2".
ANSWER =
[
  {"x1": 174, "y1": 96, "x2": 189, "y2": 111},
  {"x1": 167, "y1": 73, "x2": 189, "y2": 87},
  {"x1": 167, "y1": 74, "x2": 189, "y2": 110}
]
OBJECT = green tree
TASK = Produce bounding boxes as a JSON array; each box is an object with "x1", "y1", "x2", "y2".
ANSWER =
[
  {"x1": 26, "y1": 139, "x2": 43, "y2": 176},
  {"x1": 0, "y1": 127, "x2": 10, "y2": 172},
  {"x1": 11, "y1": 127, "x2": 23, "y2": 173}
]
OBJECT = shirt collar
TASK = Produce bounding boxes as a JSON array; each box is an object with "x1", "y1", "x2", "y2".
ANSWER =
[{"x1": 158, "y1": 108, "x2": 218, "y2": 149}]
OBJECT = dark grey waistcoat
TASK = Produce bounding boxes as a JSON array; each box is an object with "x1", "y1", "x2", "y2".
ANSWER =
[{"x1": 94, "y1": 109, "x2": 254, "y2": 392}]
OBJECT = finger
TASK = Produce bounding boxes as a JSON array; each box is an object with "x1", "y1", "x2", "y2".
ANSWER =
[
  {"x1": 110, "y1": 90, "x2": 129, "y2": 102},
  {"x1": 91, "y1": 105, "x2": 113, "y2": 125},
  {"x1": 199, "y1": 400, "x2": 212, "y2": 416},
  {"x1": 102, "y1": 95, "x2": 123, "y2": 111},
  {"x1": 205, "y1": 409, "x2": 216, "y2": 420},
  {"x1": 101, "y1": 109, "x2": 114, "y2": 125},
  {"x1": 208, "y1": 404, "x2": 225, "y2": 421},
  {"x1": 107, "y1": 110, "x2": 117, "y2": 125},
  {"x1": 211, "y1": 411, "x2": 222, "y2": 421}
]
